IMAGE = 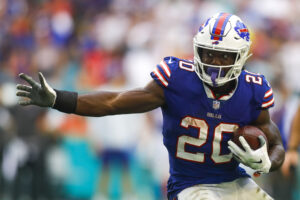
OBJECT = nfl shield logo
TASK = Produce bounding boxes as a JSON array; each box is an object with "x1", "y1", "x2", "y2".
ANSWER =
[{"x1": 213, "y1": 100, "x2": 220, "y2": 110}]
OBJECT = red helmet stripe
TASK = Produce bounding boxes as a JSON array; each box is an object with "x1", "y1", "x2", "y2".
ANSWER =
[{"x1": 212, "y1": 13, "x2": 231, "y2": 40}]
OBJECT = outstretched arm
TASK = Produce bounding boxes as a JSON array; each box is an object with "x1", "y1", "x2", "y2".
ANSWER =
[
  {"x1": 76, "y1": 80, "x2": 165, "y2": 116},
  {"x1": 16, "y1": 73, "x2": 165, "y2": 117}
]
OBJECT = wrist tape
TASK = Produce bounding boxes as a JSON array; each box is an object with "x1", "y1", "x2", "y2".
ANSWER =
[{"x1": 53, "y1": 89, "x2": 78, "y2": 113}]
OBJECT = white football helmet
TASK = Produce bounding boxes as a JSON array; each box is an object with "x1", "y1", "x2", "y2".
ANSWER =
[{"x1": 194, "y1": 13, "x2": 252, "y2": 87}]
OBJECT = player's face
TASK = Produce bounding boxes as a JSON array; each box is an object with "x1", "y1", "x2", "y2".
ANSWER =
[
  {"x1": 200, "y1": 49, "x2": 236, "y2": 78},
  {"x1": 201, "y1": 49, "x2": 236, "y2": 65}
]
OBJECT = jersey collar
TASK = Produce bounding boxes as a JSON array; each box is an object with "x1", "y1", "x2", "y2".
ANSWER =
[{"x1": 202, "y1": 80, "x2": 238, "y2": 100}]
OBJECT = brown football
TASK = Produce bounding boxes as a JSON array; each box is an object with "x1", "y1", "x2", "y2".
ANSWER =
[{"x1": 232, "y1": 125, "x2": 268, "y2": 150}]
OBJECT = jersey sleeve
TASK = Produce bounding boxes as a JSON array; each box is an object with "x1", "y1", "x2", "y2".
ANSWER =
[
  {"x1": 255, "y1": 75, "x2": 275, "y2": 110},
  {"x1": 150, "y1": 56, "x2": 175, "y2": 88}
]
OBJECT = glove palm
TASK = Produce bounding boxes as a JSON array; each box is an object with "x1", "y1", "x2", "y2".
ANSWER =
[{"x1": 16, "y1": 72, "x2": 56, "y2": 107}]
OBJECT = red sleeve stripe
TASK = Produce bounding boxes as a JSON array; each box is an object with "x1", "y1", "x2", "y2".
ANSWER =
[
  {"x1": 262, "y1": 97, "x2": 274, "y2": 108},
  {"x1": 153, "y1": 67, "x2": 168, "y2": 87},
  {"x1": 264, "y1": 88, "x2": 273, "y2": 99},
  {"x1": 160, "y1": 61, "x2": 171, "y2": 78}
]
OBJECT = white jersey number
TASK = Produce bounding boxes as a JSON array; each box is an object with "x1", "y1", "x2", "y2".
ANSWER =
[
  {"x1": 245, "y1": 74, "x2": 262, "y2": 85},
  {"x1": 176, "y1": 116, "x2": 239, "y2": 164}
]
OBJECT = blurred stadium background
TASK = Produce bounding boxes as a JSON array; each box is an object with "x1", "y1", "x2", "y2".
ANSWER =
[{"x1": 0, "y1": 0, "x2": 300, "y2": 199}]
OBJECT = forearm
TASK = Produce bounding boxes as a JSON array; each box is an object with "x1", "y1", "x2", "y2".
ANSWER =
[
  {"x1": 269, "y1": 143, "x2": 285, "y2": 171},
  {"x1": 253, "y1": 110, "x2": 285, "y2": 172},
  {"x1": 261, "y1": 121, "x2": 285, "y2": 171},
  {"x1": 75, "y1": 91, "x2": 118, "y2": 116}
]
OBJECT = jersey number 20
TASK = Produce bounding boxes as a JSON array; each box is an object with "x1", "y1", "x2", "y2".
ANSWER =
[{"x1": 176, "y1": 116, "x2": 239, "y2": 164}]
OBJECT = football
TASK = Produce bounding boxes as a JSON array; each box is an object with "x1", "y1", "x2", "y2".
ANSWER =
[{"x1": 232, "y1": 125, "x2": 268, "y2": 150}]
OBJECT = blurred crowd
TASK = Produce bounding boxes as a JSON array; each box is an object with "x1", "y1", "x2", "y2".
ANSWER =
[{"x1": 0, "y1": 0, "x2": 300, "y2": 200}]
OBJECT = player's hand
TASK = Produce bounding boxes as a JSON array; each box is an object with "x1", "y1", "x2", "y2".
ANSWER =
[
  {"x1": 16, "y1": 72, "x2": 57, "y2": 107},
  {"x1": 281, "y1": 150, "x2": 298, "y2": 177},
  {"x1": 228, "y1": 135, "x2": 271, "y2": 174}
]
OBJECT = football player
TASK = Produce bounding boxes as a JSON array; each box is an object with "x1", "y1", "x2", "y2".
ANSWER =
[{"x1": 16, "y1": 13, "x2": 284, "y2": 200}]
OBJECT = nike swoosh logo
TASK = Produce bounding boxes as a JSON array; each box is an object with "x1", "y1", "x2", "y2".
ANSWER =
[
  {"x1": 253, "y1": 159, "x2": 262, "y2": 164},
  {"x1": 168, "y1": 57, "x2": 173, "y2": 64}
]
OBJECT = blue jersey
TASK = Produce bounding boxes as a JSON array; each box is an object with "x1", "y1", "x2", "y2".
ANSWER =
[{"x1": 150, "y1": 56, "x2": 275, "y2": 199}]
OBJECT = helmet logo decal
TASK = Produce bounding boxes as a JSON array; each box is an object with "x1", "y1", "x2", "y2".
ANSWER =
[
  {"x1": 211, "y1": 13, "x2": 232, "y2": 41},
  {"x1": 234, "y1": 20, "x2": 250, "y2": 41}
]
